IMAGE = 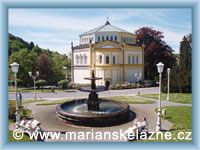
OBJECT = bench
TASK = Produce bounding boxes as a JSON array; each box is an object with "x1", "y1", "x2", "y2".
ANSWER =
[{"x1": 16, "y1": 119, "x2": 43, "y2": 141}]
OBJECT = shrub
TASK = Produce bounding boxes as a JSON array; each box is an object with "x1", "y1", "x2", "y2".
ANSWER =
[
  {"x1": 57, "y1": 80, "x2": 69, "y2": 90},
  {"x1": 109, "y1": 82, "x2": 137, "y2": 90},
  {"x1": 9, "y1": 79, "x2": 24, "y2": 87},
  {"x1": 68, "y1": 83, "x2": 90, "y2": 90},
  {"x1": 35, "y1": 79, "x2": 47, "y2": 89},
  {"x1": 9, "y1": 101, "x2": 32, "y2": 122}
]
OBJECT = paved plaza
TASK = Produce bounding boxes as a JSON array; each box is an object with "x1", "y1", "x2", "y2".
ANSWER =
[{"x1": 9, "y1": 87, "x2": 191, "y2": 142}]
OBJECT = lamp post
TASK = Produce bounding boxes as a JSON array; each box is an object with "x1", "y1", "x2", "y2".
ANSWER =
[
  {"x1": 10, "y1": 62, "x2": 20, "y2": 127},
  {"x1": 28, "y1": 71, "x2": 39, "y2": 100},
  {"x1": 135, "y1": 73, "x2": 142, "y2": 95},
  {"x1": 166, "y1": 68, "x2": 170, "y2": 101},
  {"x1": 156, "y1": 62, "x2": 164, "y2": 132},
  {"x1": 63, "y1": 66, "x2": 68, "y2": 80}
]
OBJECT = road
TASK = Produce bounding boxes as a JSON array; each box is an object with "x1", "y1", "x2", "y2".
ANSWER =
[{"x1": 9, "y1": 87, "x2": 159, "y2": 100}]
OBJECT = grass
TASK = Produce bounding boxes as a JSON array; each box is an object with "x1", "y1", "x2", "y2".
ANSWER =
[
  {"x1": 141, "y1": 93, "x2": 192, "y2": 104},
  {"x1": 9, "y1": 99, "x2": 46, "y2": 104},
  {"x1": 8, "y1": 130, "x2": 32, "y2": 142},
  {"x1": 105, "y1": 96, "x2": 156, "y2": 104},
  {"x1": 160, "y1": 106, "x2": 192, "y2": 142},
  {"x1": 136, "y1": 106, "x2": 192, "y2": 142},
  {"x1": 22, "y1": 99, "x2": 46, "y2": 104},
  {"x1": 164, "y1": 106, "x2": 192, "y2": 130},
  {"x1": 36, "y1": 99, "x2": 69, "y2": 105},
  {"x1": 36, "y1": 96, "x2": 155, "y2": 105},
  {"x1": 8, "y1": 86, "x2": 64, "y2": 93}
]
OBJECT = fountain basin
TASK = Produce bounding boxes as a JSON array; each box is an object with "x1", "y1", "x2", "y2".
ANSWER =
[{"x1": 56, "y1": 98, "x2": 131, "y2": 126}]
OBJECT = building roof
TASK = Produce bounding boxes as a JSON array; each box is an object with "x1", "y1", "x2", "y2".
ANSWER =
[
  {"x1": 73, "y1": 44, "x2": 89, "y2": 50},
  {"x1": 80, "y1": 21, "x2": 132, "y2": 37}
]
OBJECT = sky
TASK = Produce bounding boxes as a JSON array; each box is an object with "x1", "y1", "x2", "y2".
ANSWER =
[{"x1": 9, "y1": 8, "x2": 192, "y2": 54}]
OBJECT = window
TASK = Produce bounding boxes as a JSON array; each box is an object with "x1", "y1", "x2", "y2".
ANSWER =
[
  {"x1": 84, "y1": 55, "x2": 87, "y2": 64},
  {"x1": 125, "y1": 37, "x2": 128, "y2": 43},
  {"x1": 113, "y1": 55, "x2": 116, "y2": 64},
  {"x1": 80, "y1": 55, "x2": 83, "y2": 64},
  {"x1": 128, "y1": 56, "x2": 131, "y2": 64},
  {"x1": 131, "y1": 38, "x2": 133, "y2": 43},
  {"x1": 76, "y1": 55, "x2": 79, "y2": 64},
  {"x1": 99, "y1": 55, "x2": 102, "y2": 64},
  {"x1": 110, "y1": 36, "x2": 113, "y2": 41},
  {"x1": 102, "y1": 36, "x2": 105, "y2": 41},
  {"x1": 106, "y1": 55, "x2": 109, "y2": 64},
  {"x1": 106, "y1": 36, "x2": 109, "y2": 40},
  {"x1": 136, "y1": 56, "x2": 139, "y2": 64},
  {"x1": 98, "y1": 36, "x2": 100, "y2": 42},
  {"x1": 132, "y1": 56, "x2": 135, "y2": 64},
  {"x1": 115, "y1": 36, "x2": 117, "y2": 41}
]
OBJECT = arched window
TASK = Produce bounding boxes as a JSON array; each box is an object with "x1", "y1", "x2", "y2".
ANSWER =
[
  {"x1": 76, "y1": 55, "x2": 79, "y2": 64},
  {"x1": 110, "y1": 36, "x2": 113, "y2": 41},
  {"x1": 136, "y1": 55, "x2": 139, "y2": 64},
  {"x1": 102, "y1": 36, "x2": 105, "y2": 41},
  {"x1": 99, "y1": 55, "x2": 102, "y2": 64},
  {"x1": 106, "y1": 36, "x2": 109, "y2": 40},
  {"x1": 106, "y1": 55, "x2": 109, "y2": 64},
  {"x1": 113, "y1": 55, "x2": 116, "y2": 64},
  {"x1": 115, "y1": 36, "x2": 117, "y2": 41},
  {"x1": 128, "y1": 55, "x2": 131, "y2": 64},
  {"x1": 132, "y1": 56, "x2": 135, "y2": 64},
  {"x1": 84, "y1": 55, "x2": 87, "y2": 64},
  {"x1": 80, "y1": 55, "x2": 83, "y2": 64}
]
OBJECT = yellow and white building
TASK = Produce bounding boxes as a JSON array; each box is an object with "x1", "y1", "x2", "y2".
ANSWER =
[{"x1": 71, "y1": 21, "x2": 144, "y2": 85}]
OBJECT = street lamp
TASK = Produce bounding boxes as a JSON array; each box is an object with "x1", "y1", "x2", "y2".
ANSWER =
[
  {"x1": 10, "y1": 62, "x2": 20, "y2": 127},
  {"x1": 156, "y1": 62, "x2": 164, "y2": 132},
  {"x1": 29, "y1": 71, "x2": 39, "y2": 100},
  {"x1": 135, "y1": 73, "x2": 142, "y2": 95},
  {"x1": 63, "y1": 66, "x2": 68, "y2": 80},
  {"x1": 167, "y1": 68, "x2": 170, "y2": 101}
]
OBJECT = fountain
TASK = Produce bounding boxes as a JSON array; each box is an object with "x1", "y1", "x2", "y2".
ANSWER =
[{"x1": 56, "y1": 70, "x2": 133, "y2": 127}]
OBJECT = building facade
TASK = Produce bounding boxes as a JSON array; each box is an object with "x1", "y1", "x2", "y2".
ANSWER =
[{"x1": 71, "y1": 21, "x2": 144, "y2": 85}]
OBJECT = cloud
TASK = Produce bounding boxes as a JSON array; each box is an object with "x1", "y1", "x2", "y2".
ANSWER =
[{"x1": 9, "y1": 8, "x2": 191, "y2": 54}]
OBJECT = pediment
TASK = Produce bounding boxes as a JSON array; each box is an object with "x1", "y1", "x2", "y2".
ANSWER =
[
  {"x1": 101, "y1": 45, "x2": 115, "y2": 48},
  {"x1": 94, "y1": 41, "x2": 122, "y2": 49}
]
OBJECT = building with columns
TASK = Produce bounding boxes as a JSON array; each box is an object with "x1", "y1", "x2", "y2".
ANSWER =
[{"x1": 71, "y1": 20, "x2": 144, "y2": 85}]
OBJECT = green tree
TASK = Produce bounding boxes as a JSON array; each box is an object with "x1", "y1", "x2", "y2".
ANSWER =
[
  {"x1": 32, "y1": 45, "x2": 42, "y2": 56},
  {"x1": 51, "y1": 53, "x2": 71, "y2": 84},
  {"x1": 9, "y1": 48, "x2": 37, "y2": 87},
  {"x1": 8, "y1": 33, "x2": 71, "y2": 87},
  {"x1": 179, "y1": 34, "x2": 192, "y2": 92},
  {"x1": 29, "y1": 41, "x2": 35, "y2": 50},
  {"x1": 9, "y1": 33, "x2": 29, "y2": 56}
]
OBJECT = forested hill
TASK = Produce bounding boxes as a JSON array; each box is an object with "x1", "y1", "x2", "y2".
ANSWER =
[
  {"x1": 8, "y1": 33, "x2": 71, "y2": 87},
  {"x1": 8, "y1": 33, "x2": 64, "y2": 57}
]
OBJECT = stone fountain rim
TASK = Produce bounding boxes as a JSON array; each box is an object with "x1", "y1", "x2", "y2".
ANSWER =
[{"x1": 56, "y1": 98, "x2": 130, "y2": 119}]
